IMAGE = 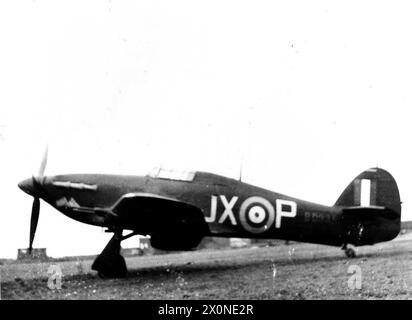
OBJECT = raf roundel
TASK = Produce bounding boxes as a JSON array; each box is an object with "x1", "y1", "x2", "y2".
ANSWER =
[{"x1": 239, "y1": 196, "x2": 275, "y2": 233}]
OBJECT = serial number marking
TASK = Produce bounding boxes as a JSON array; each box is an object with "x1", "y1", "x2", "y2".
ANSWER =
[{"x1": 304, "y1": 211, "x2": 334, "y2": 223}]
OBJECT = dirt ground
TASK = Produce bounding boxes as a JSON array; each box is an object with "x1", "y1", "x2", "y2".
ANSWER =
[{"x1": 2, "y1": 234, "x2": 412, "y2": 300}]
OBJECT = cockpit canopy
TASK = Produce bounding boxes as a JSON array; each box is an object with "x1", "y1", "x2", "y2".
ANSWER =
[{"x1": 147, "y1": 167, "x2": 196, "y2": 182}]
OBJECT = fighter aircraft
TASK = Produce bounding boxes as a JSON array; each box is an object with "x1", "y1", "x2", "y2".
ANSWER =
[{"x1": 18, "y1": 150, "x2": 401, "y2": 277}]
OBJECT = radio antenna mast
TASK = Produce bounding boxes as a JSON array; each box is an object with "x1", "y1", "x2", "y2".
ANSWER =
[
  {"x1": 239, "y1": 154, "x2": 244, "y2": 182},
  {"x1": 238, "y1": 105, "x2": 253, "y2": 182}
]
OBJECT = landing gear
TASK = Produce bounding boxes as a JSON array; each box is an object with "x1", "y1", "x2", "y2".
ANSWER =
[
  {"x1": 342, "y1": 244, "x2": 357, "y2": 258},
  {"x1": 92, "y1": 230, "x2": 127, "y2": 278}
]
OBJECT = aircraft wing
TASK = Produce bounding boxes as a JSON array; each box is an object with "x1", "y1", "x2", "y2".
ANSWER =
[
  {"x1": 108, "y1": 193, "x2": 205, "y2": 232},
  {"x1": 111, "y1": 192, "x2": 196, "y2": 214},
  {"x1": 341, "y1": 206, "x2": 399, "y2": 220}
]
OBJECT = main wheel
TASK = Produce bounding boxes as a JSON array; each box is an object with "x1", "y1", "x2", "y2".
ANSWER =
[
  {"x1": 92, "y1": 233, "x2": 128, "y2": 278},
  {"x1": 94, "y1": 254, "x2": 127, "y2": 278}
]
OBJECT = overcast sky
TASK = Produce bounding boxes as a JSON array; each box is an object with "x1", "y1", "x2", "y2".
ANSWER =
[{"x1": 1, "y1": 0, "x2": 411, "y2": 258}]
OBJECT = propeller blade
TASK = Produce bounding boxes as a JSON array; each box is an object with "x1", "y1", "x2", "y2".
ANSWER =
[
  {"x1": 38, "y1": 145, "x2": 48, "y2": 178},
  {"x1": 29, "y1": 197, "x2": 40, "y2": 253}
]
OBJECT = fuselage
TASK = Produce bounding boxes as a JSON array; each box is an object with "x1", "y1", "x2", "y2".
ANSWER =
[{"x1": 18, "y1": 171, "x2": 400, "y2": 248}]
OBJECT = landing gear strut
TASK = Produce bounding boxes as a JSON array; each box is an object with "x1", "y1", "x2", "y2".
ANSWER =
[
  {"x1": 342, "y1": 244, "x2": 357, "y2": 258},
  {"x1": 92, "y1": 230, "x2": 127, "y2": 278}
]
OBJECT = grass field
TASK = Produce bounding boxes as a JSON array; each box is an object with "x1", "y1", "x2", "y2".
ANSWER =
[{"x1": 2, "y1": 235, "x2": 412, "y2": 300}]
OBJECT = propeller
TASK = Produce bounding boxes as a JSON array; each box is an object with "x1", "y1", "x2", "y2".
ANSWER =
[
  {"x1": 29, "y1": 198, "x2": 40, "y2": 253},
  {"x1": 28, "y1": 146, "x2": 48, "y2": 254},
  {"x1": 37, "y1": 145, "x2": 48, "y2": 179}
]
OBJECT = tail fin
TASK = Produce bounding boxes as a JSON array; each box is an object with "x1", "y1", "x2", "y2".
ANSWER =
[{"x1": 335, "y1": 168, "x2": 401, "y2": 218}]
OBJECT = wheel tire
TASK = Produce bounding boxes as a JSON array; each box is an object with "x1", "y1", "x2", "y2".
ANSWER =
[
  {"x1": 345, "y1": 248, "x2": 356, "y2": 258},
  {"x1": 93, "y1": 254, "x2": 127, "y2": 278}
]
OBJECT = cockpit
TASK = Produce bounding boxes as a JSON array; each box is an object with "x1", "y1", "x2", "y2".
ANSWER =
[{"x1": 147, "y1": 167, "x2": 196, "y2": 182}]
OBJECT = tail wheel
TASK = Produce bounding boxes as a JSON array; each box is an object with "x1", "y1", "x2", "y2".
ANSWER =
[
  {"x1": 342, "y1": 244, "x2": 357, "y2": 258},
  {"x1": 345, "y1": 247, "x2": 356, "y2": 258}
]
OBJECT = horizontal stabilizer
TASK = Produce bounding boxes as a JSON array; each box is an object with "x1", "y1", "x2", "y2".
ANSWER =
[{"x1": 342, "y1": 206, "x2": 399, "y2": 220}]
